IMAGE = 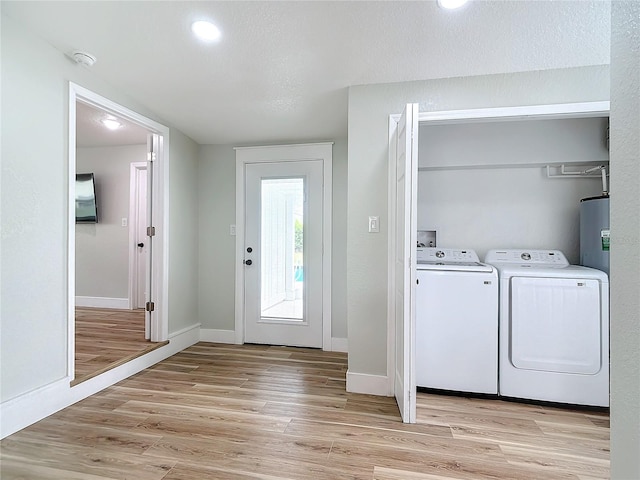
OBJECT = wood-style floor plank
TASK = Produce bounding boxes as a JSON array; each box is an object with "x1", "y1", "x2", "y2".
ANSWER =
[
  {"x1": 1, "y1": 343, "x2": 610, "y2": 479},
  {"x1": 74, "y1": 307, "x2": 166, "y2": 385}
]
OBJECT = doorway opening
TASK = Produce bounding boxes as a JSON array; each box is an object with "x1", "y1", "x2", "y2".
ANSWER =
[
  {"x1": 387, "y1": 101, "x2": 610, "y2": 423},
  {"x1": 68, "y1": 83, "x2": 170, "y2": 385}
]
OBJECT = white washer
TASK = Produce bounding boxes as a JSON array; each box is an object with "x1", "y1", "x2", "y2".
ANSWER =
[
  {"x1": 485, "y1": 249, "x2": 609, "y2": 407},
  {"x1": 416, "y1": 248, "x2": 498, "y2": 394}
]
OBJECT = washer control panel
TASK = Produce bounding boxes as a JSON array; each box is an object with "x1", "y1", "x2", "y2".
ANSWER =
[
  {"x1": 484, "y1": 249, "x2": 569, "y2": 266},
  {"x1": 417, "y1": 248, "x2": 480, "y2": 263}
]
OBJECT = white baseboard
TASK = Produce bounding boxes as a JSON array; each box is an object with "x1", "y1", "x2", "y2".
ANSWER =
[
  {"x1": 346, "y1": 370, "x2": 392, "y2": 396},
  {"x1": 200, "y1": 329, "x2": 236, "y2": 344},
  {"x1": 0, "y1": 323, "x2": 200, "y2": 439},
  {"x1": 331, "y1": 337, "x2": 348, "y2": 353},
  {"x1": 75, "y1": 296, "x2": 129, "y2": 309}
]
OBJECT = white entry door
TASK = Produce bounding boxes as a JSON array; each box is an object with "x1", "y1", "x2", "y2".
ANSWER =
[
  {"x1": 244, "y1": 161, "x2": 324, "y2": 348},
  {"x1": 393, "y1": 103, "x2": 418, "y2": 423}
]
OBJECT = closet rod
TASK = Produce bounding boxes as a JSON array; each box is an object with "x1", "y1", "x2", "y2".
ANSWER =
[{"x1": 417, "y1": 160, "x2": 609, "y2": 172}]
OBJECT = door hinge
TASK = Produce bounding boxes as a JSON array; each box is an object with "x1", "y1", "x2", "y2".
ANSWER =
[
  {"x1": 146, "y1": 302, "x2": 155, "y2": 312},
  {"x1": 147, "y1": 226, "x2": 156, "y2": 237}
]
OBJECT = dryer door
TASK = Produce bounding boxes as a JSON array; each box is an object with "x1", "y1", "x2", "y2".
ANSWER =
[{"x1": 510, "y1": 277, "x2": 602, "y2": 375}]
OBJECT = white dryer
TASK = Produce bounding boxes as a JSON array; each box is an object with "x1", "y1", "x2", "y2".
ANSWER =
[
  {"x1": 485, "y1": 249, "x2": 609, "y2": 407},
  {"x1": 416, "y1": 248, "x2": 498, "y2": 394}
]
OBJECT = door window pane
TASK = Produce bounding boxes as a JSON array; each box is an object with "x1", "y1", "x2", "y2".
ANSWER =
[{"x1": 261, "y1": 178, "x2": 304, "y2": 320}]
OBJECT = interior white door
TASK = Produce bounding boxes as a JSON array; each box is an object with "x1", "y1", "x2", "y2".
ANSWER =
[
  {"x1": 244, "y1": 161, "x2": 323, "y2": 348},
  {"x1": 394, "y1": 103, "x2": 418, "y2": 423},
  {"x1": 135, "y1": 167, "x2": 148, "y2": 310},
  {"x1": 143, "y1": 133, "x2": 157, "y2": 340}
]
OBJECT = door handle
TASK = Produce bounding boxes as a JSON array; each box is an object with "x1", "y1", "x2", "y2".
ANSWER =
[
  {"x1": 244, "y1": 259, "x2": 252, "y2": 266},
  {"x1": 137, "y1": 243, "x2": 144, "y2": 248}
]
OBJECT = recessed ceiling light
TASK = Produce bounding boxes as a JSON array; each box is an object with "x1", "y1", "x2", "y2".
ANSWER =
[
  {"x1": 101, "y1": 118, "x2": 122, "y2": 130},
  {"x1": 437, "y1": 0, "x2": 469, "y2": 9},
  {"x1": 191, "y1": 20, "x2": 221, "y2": 42}
]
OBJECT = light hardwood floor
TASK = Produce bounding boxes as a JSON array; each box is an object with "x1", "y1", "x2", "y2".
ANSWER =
[
  {"x1": 74, "y1": 307, "x2": 166, "y2": 385},
  {"x1": 1, "y1": 343, "x2": 609, "y2": 479}
]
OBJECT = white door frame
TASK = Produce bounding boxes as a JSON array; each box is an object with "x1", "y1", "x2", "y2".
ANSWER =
[
  {"x1": 235, "y1": 143, "x2": 333, "y2": 349},
  {"x1": 386, "y1": 100, "x2": 610, "y2": 396},
  {"x1": 128, "y1": 161, "x2": 147, "y2": 312},
  {"x1": 68, "y1": 82, "x2": 170, "y2": 381}
]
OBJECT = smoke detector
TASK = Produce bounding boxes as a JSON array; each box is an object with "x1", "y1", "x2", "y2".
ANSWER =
[{"x1": 70, "y1": 50, "x2": 97, "y2": 67}]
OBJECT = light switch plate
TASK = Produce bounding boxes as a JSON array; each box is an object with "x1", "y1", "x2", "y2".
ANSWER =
[
  {"x1": 368, "y1": 216, "x2": 379, "y2": 233},
  {"x1": 121, "y1": 217, "x2": 128, "y2": 227},
  {"x1": 230, "y1": 224, "x2": 236, "y2": 236}
]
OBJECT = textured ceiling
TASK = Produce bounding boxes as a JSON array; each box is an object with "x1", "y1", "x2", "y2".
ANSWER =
[
  {"x1": 76, "y1": 101, "x2": 149, "y2": 148},
  {"x1": 3, "y1": 1, "x2": 610, "y2": 145}
]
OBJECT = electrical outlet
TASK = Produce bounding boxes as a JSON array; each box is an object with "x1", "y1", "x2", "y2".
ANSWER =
[{"x1": 230, "y1": 224, "x2": 236, "y2": 236}]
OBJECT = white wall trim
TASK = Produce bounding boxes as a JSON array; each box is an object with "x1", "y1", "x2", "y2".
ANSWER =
[
  {"x1": 200, "y1": 329, "x2": 237, "y2": 344},
  {"x1": 234, "y1": 142, "x2": 334, "y2": 349},
  {"x1": 68, "y1": 82, "x2": 171, "y2": 382},
  {"x1": 346, "y1": 371, "x2": 393, "y2": 396},
  {"x1": 416, "y1": 101, "x2": 610, "y2": 124},
  {"x1": 331, "y1": 337, "x2": 348, "y2": 353},
  {"x1": 75, "y1": 296, "x2": 129, "y2": 309},
  {"x1": 0, "y1": 323, "x2": 200, "y2": 439},
  {"x1": 387, "y1": 115, "x2": 399, "y2": 397}
]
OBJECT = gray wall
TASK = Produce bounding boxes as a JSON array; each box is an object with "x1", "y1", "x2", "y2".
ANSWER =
[
  {"x1": 417, "y1": 117, "x2": 609, "y2": 263},
  {"x1": 0, "y1": 12, "x2": 199, "y2": 402},
  {"x1": 610, "y1": 1, "x2": 640, "y2": 478},
  {"x1": 198, "y1": 145, "x2": 237, "y2": 331},
  {"x1": 197, "y1": 139, "x2": 348, "y2": 340},
  {"x1": 347, "y1": 65, "x2": 610, "y2": 377},
  {"x1": 168, "y1": 129, "x2": 200, "y2": 334},
  {"x1": 76, "y1": 145, "x2": 146, "y2": 299}
]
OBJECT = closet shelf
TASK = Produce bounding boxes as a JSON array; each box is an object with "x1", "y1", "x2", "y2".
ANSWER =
[{"x1": 417, "y1": 160, "x2": 609, "y2": 172}]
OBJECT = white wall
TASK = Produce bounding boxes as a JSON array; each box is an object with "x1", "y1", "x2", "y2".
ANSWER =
[
  {"x1": 0, "y1": 12, "x2": 199, "y2": 404},
  {"x1": 76, "y1": 145, "x2": 146, "y2": 300},
  {"x1": 610, "y1": 2, "x2": 640, "y2": 478},
  {"x1": 197, "y1": 139, "x2": 349, "y2": 342},
  {"x1": 347, "y1": 66, "x2": 610, "y2": 380},
  {"x1": 418, "y1": 168, "x2": 602, "y2": 264},
  {"x1": 417, "y1": 117, "x2": 609, "y2": 263}
]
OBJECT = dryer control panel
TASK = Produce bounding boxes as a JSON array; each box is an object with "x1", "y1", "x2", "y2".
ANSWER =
[{"x1": 484, "y1": 249, "x2": 569, "y2": 266}]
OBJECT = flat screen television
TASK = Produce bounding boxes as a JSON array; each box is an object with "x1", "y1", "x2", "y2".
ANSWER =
[{"x1": 76, "y1": 173, "x2": 98, "y2": 223}]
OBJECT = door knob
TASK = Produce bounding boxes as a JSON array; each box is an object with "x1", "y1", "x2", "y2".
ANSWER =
[
  {"x1": 137, "y1": 243, "x2": 144, "y2": 248},
  {"x1": 244, "y1": 259, "x2": 253, "y2": 266},
  {"x1": 247, "y1": 247, "x2": 253, "y2": 253}
]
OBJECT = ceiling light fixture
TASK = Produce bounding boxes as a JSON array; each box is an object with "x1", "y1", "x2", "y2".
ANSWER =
[
  {"x1": 101, "y1": 118, "x2": 122, "y2": 130},
  {"x1": 191, "y1": 20, "x2": 221, "y2": 42},
  {"x1": 437, "y1": 0, "x2": 469, "y2": 9}
]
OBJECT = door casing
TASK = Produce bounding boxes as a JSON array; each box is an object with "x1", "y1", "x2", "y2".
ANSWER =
[
  {"x1": 67, "y1": 82, "x2": 170, "y2": 381},
  {"x1": 234, "y1": 143, "x2": 333, "y2": 349}
]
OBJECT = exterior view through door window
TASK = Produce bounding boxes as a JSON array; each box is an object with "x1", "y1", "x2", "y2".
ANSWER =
[{"x1": 261, "y1": 178, "x2": 304, "y2": 321}]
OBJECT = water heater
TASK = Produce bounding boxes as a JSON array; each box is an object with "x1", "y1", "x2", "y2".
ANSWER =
[{"x1": 580, "y1": 195, "x2": 610, "y2": 275}]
